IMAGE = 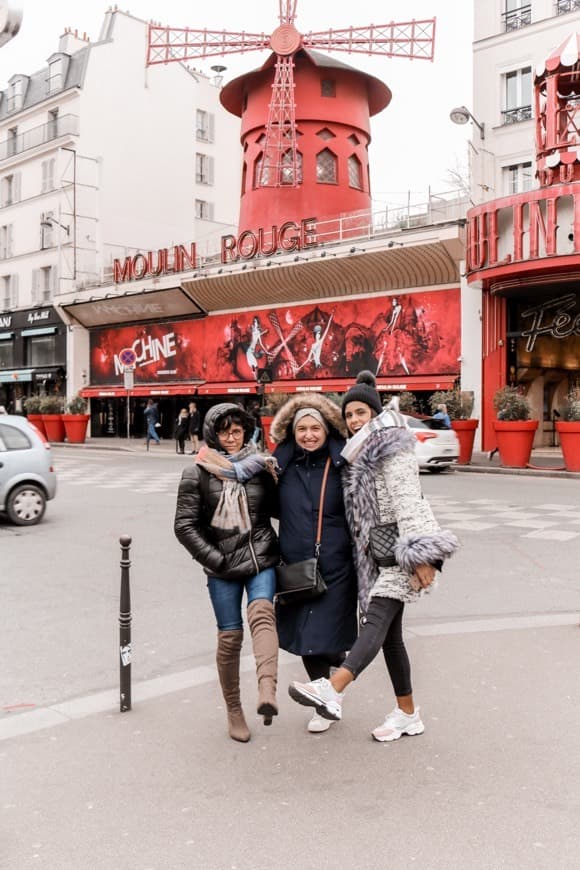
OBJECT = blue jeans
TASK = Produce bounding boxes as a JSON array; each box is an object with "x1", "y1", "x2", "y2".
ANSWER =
[
  {"x1": 146, "y1": 421, "x2": 160, "y2": 443},
  {"x1": 207, "y1": 568, "x2": 276, "y2": 631}
]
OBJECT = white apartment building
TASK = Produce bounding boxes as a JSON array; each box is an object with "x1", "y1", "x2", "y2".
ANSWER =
[
  {"x1": 471, "y1": 0, "x2": 580, "y2": 203},
  {"x1": 0, "y1": 8, "x2": 240, "y2": 409}
]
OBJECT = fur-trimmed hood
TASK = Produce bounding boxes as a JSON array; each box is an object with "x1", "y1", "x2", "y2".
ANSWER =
[{"x1": 270, "y1": 393, "x2": 346, "y2": 444}]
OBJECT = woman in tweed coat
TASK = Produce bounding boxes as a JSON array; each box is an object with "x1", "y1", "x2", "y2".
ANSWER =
[{"x1": 289, "y1": 372, "x2": 459, "y2": 742}]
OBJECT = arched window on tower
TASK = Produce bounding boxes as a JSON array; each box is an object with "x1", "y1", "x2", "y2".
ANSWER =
[
  {"x1": 348, "y1": 154, "x2": 363, "y2": 189},
  {"x1": 241, "y1": 160, "x2": 247, "y2": 196},
  {"x1": 254, "y1": 152, "x2": 271, "y2": 187},
  {"x1": 281, "y1": 149, "x2": 303, "y2": 185},
  {"x1": 316, "y1": 148, "x2": 337, "y2": 184}
]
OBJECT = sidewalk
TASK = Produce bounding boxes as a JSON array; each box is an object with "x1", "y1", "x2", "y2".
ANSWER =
[{"x1": 51, "y1": 437, "x2": 580, "y2": 478}]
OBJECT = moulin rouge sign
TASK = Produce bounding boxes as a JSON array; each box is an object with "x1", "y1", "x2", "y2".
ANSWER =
[{"x1": 113, "y1": 217, "x2": 317, "y2": 283}]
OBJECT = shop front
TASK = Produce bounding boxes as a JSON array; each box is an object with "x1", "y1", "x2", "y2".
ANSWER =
[{"x1": 0, "y1": 306, "x2": 67, "y2": 413}]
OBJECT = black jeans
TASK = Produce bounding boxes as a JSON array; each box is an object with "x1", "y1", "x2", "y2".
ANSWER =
[
  {"x1": 342, "y1": 597, "x2": 412, "y2": 697},
  {"x1": 302, "y1": 653, "x2": 346, "y2": 681}
]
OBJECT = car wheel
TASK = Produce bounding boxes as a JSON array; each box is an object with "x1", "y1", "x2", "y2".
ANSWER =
[
  {"x1": 427, "y1": 466, "x2": 445, "y2": 474},
  {"x1": 6, "y1": 484, "x2": 47, "y2": 525}
]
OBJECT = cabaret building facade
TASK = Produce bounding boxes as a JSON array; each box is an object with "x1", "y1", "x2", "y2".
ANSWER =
[
  {"x1": 468, "y1": 2, "x2": 580, "y2": 450},
  {"x1": 57, "y1": 8, "x2": 475, "y2": 440}
]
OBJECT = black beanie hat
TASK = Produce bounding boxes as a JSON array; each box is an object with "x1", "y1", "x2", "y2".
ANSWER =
[{"x1": 341, "y1": 371, "x2": 383, "y2": 418}]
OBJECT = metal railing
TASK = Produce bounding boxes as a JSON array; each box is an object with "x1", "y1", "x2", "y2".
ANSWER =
[
  {"x1": 556, "y1": 0, "x2": 580, "y2": 14},
  {"x1": 0, "y1": 114, "x2": 79, "y2": 161},
  {"x1": 502, "y1": 105, "x2": 533, "y2": 125},
  {"x1": 502, "y1": 4, "x2": 532, "y2": 31}
]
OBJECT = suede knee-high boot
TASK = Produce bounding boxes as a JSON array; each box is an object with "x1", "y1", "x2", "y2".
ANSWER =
[
  {"x1": 247, "y1": 599, "x2": 279, "y2": 725},
  {"x1": 216, "y1": 630, "x2": 250, "y2": 743}
]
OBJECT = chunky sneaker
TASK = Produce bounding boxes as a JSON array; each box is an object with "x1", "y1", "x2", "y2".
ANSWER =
[
  {"x1": 371, "y1": 706, "x2": 425, "y2": 742},
  {"x1": 307, "y1": 711, "x2": 335, "y2": 733},
  {"x1": 288, "y1": 677, "x2": 343, "y2": 721}
]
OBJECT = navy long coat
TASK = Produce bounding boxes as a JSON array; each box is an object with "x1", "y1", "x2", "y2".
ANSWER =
[{"x1": 274, "y1": 436, "x2": 358, "y2": 657}]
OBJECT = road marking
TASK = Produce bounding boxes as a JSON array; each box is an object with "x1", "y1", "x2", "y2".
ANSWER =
[{"x1": 1, "y1": 614, "x2": 578, "y2": 742}]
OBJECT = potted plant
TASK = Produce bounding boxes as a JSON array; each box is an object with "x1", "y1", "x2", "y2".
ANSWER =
[
  {"x1": 63, "y1": 393, "x2": 90, "y2": 444},
  {"x1": 396, "y1": 391, "x2": 418, "y2": 414},
  {"x1": 555, "y1": 387, "x2": 580, "y2": 472},
  {"x1": 492, "y1": 386, "x2": 538, "y2": 468},
  {"x1": 429, "y1": 389, "x2": 479, "y2": 465},
  {"x1": 40, "y1": 394, "x2": 66, "y2": 442},
  {"x1": 23, "y1": 395, "x2": 46, "y2": 437}
]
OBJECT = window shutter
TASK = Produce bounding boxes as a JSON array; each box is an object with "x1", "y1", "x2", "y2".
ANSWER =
[
  {"x1": 14, "y1": 172, "x2": 21, "y2": 202},
  {"x1": 31, "y1": 268, "x2": 40, "y2": 305},
  {"x1": 209, "y1": 113, "x2": 215, "y2": 142},
  {"x1": 208, "y1": 156, "x2": 214, "y2": 185},
  {"x1": 209, "y1": 202, "x2": 215, "y2": 221},
  {"x1": 7, "y1": 224, "x2": 13, "y2": 257},
  {"x1": 51, "y1": 265, "x2": 58, "y2": 294},
  {"x1": 11, "y1": 274, "x2": 18, "y2": 308}
]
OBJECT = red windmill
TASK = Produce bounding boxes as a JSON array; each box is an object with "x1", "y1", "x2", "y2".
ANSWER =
[{"x1": 147, "y1": 2, "x2": 435, "y2": 235}]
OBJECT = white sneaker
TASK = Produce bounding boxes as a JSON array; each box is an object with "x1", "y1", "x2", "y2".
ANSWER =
[
  {"x1": 307, "y1": 711, "x2": 334, "y2": 733},
  {"x1": 288, "y1": 677, "x2": 343, "y2": 721},
  {"x1": 372, "y1": 706, "x2": 425, "y2": 742}
]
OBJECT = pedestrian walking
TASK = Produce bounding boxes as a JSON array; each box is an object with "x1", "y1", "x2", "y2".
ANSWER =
[
  {"x1": 174, "y1": 403, "x2": 280, "y2": 743},
  {"x1": 188, "y1": 401, "x2": 201, "y2": 454},
  {"x1": 175, "y1": 407, "x2": 190, "y2": 454},
  {"x1": 288, "y1": 372, "x2": 459, "y2": 741},
  {"x1": 270, "y1": 394, "x2": 358, "y2": 734},
  {"x1": 144, "y1": 398, "x2": 161, "y2": 447}
]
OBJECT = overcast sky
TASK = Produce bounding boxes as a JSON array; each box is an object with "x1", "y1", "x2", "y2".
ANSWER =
[{"x1": 0, "y1": 1, "x2": 474, "y2": 208}]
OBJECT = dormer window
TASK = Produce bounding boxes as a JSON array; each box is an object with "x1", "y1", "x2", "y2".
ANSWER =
[
  {"x1": 7, "y1": 77, "x2": 24, "y2": 113},
  {"x1": 47, "y1": 57, "x2": 64, "y2": 94}
]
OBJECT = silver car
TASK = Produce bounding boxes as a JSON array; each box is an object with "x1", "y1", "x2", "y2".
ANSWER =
[
  {"x1": 404, "y1": 414, "x2": 460, "y2": 473},
  {"x1": 0, "y1": 414, "x2": 57, "y2": 525}
]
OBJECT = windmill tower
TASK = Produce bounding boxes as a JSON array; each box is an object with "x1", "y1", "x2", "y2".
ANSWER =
[{"x1": 147, "y1": 2, "x2": 435, "y2": 236}]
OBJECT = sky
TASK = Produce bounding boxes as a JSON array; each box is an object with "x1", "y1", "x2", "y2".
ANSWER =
[{"x1": 0, "y1": 0, "x2": 474, "y2": 210}]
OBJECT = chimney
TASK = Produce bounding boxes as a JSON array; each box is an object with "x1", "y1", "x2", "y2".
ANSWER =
[{"x1": 58, "y1": 26, "x2": 90, "y2": 54}]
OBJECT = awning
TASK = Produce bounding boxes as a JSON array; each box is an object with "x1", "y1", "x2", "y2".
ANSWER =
[
  {"x1": 81, "y1": 381, "x2": 205, "y2": 398},
  {"x1": 61, "y1": 286, "x2": 206, "y2": 328},
  {"x1": 0, "y1": 369, "x2": 34, "y2": 383},
  {"x1": 265, "y1": 375, "x2": 457, "y2": 394},
  {"x1": 197, "y1": 381, "x2": 257, "y2": 395}
]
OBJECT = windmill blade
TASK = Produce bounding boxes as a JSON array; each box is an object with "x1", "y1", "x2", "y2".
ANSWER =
[
  {"x1": 260, "y1": 54, "x2": 299, "y2": 187},
  {"x1": 302, "y1": 19, "x2": 436, "y2": 60},
  {"x1": 147, "y1": 25, "x2": 270, "y2": 65}
]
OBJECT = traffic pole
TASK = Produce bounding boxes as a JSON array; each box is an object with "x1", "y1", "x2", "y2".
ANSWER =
[{"x1": 119, "y1": 535, "x2": 132, "y2": 712}]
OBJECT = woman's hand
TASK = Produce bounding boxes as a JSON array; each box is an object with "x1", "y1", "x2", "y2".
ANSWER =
[{"x1": 413, "y1": 563, "x2": 436, "y2": 589}]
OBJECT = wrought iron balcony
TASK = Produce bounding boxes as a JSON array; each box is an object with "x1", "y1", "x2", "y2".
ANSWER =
[
  {"x1": 556, "y1": 0, "x2": 580, "y2": 14},
  {"x1": 0, "y1": 114, "x2": 79, "y2": 161},
  {"x1": 502, "y1": 4, "x2": 532, "y2": 31},
  {"x1": 502, "y1": 105, "x2": 533, "y2": 125}
]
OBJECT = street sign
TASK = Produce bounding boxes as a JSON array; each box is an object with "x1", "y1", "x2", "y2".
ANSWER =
[
  {"x1": 123, "y1": 369, "x2": 134, "y2": 390},
  {"x1": 119, "y1": 347, "x2": 137, "y2": 368}
]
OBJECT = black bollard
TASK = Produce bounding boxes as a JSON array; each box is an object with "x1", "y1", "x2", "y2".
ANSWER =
[{"x1": 119, "y1": 535, "x2": 132, "y2": 712}]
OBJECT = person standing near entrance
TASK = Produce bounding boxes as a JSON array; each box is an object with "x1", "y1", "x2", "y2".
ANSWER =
[
  {"x1": 144, "y1": 398, "x2": 161, "y2": 446},
  {"x1": 174, "y1": 403, "x2": 280, "y2": 743},
  {"x1": 175, "y1": 407, "x2": 190, "y2": 454},
  {"x1": 188, "y1": 401, "x2": 201, "y2": 454}
]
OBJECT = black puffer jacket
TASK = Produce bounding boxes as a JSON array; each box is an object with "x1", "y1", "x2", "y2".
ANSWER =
[{"x1": 174, "y1": 403, "x2": 278, "y2": 581}]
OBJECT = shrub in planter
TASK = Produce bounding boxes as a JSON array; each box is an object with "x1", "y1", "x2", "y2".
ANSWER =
[
  {"x1": 429, "y1": 389, "x2": 479, "y2": 464},
  {"x1": 492, "y1": 386, "x2": 537, "y2": 467},
  {"x1": 23, "y1": 395, "x2": 46, "y2": 436},
  {"x1": 63, "y1": 393, "x2": 90, "y2": 443},
  {"x1": 396, "y1": 391, "x2": 418, "y2": 414},
  {"x1": 556, "y1": 388, "x2": 580, "y2": 471},
  {"x1": 40, "y1": 395, "x2": 65, "y2": 442}
]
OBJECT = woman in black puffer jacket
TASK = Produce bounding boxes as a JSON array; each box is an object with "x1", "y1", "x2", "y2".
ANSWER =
[{"x1": 174, "y1": 403, "x2": 279, "y2": 744}]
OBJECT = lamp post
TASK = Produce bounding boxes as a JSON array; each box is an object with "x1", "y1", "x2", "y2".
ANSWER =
[{"x1": 450, "y1": 105, "x2": 485, "y2": 140}]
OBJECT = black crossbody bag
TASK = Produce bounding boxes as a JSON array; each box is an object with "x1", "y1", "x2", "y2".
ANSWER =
[{"x1": 275, "y1": 457, "x2": 331, "y2": 606}]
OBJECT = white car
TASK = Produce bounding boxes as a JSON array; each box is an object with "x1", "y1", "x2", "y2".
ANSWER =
[
  {"x1": 0, "y1": 414, "x2": 57, "y2": 524},
  {"x1": 403, "y1": 414, "x2": 459, "y2": 473}
]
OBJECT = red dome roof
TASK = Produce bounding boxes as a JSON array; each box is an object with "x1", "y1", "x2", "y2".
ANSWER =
[{"x1": 537, "y1": 32, "x2": 580, "y2": 77}]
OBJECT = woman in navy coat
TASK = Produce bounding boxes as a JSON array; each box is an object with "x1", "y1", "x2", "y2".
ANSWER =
[{"x1": 270, "y1": 394, "x2": 358, "y2": 733}]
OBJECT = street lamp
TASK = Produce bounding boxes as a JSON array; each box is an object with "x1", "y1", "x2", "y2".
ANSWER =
[
  {"x1": 450, "y1": 105, "x2": 485, "y2": 140},
  {"x1": 41, "y1": 215, "x2": 70, "y2": 236}
]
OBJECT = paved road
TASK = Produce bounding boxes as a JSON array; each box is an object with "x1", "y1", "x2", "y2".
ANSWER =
[{"x1": 1, "y1": 451, "x2": 579, "y2": 869}]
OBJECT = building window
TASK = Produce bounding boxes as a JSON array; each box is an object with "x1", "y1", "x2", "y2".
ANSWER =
[
  {"x1": 194, "y1": 199, "x2": 214, "y2": 220},
  {"x1": 40, "y1": 212, "x2": 55, "y2": 248},
  {"x1": 41, "y1": 159, "x2": 56, "y2": 193},
  {"x1": 196, "y1": 110, "x2": 214, "y2": 142},
  {"x1": 317, "y1": 128, "x2": 335, "y2": 140},
  {"x1": 502, "y1": 67, "x2": 532, "y2": 124},
  {"x1": 321, "y1": 79, "x2": 336, "y2": 97},
  {"x1": 0, "y1": 337, "x2": 14, "y2": 368},
  {"x1": 0, "y1": 224, "x2": 13, "y2": 259},
  {"x1": 348, "y1": 155, "x2": 363, "y2": 189},
  {"x1": 1, "y1": 173, "x2": 21, "y2": 207},
  {"x1": 26, "y1": 334, "x2": 56, "y2": 367},
  {"x1": 502, "y1": 2, "x2": 531, "y2": 31},
  {"x1": 281, "y1": 149, "x2": 303, "y2": 185},
  {"x1": 31, "y1": 266, "x2": 55, "y2": 304},
  {"x1": 254, "y1": 152, "x2": 270, "y2": 187},
  {"x1": 47, "y1": 58, "x2": 63, "y2": 94},
  {"x1": 47, "y1": 108, "x2": 59, "y2": 138},
  {"x1": 7, "y1": 78, "x2": 23, "y2": 112},
  {"x1": 6, "y1": 127, "x2": 18, "y2": 158},
  {"x1": 504, "y1": 162, "x2": 533, "y2": 194},
  {"x1": 556, "y1": 0, "x2": 580, "y2": 14},
  {"x1": 195, "y1": 153, "x2": 214, "y2": 185},
  {"x1": 1, "y1": 274, "x2": 18, "y2": 309},
  {"x1": 316, "y1": 148, "x2": 338, "y2": 184}
]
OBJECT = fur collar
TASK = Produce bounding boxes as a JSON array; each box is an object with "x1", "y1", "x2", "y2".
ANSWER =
[{"x1": 270, "y1": 393, "x2": 346, "y2": 444}]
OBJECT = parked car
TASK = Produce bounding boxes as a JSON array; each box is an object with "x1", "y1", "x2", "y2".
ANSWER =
[
  {"x1": 403, "y1": 414, "x2": 460, "y2": 473},
  {"x1": 0, "y1": 415, "x2": 57, "y2": 525}
]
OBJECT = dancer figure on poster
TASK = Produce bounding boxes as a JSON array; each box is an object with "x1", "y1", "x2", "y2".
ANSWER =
[
  {"x1": 297, "y1": 314, "x2": 334, "y2": 372},
  {"x1": 246, "y1": 317, "x2": 270, "y2": 374},
  {"x1": 387, "y1": 298, "x2": 402, "y2": 333}
]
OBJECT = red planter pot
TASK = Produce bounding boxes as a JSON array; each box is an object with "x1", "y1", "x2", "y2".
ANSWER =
[
  {"x1": 27, "y1": 413, "x2": 46, "y2": 438},
  {"x1": 42, "y1": 414, "x2": 66, "y2": 442},
  {"x1": 493, "y1": 420, "x2": 538, "y2": 468},
  {"x1": 63, "y1": 414, "x2": 90, "y2": 444},
  {"x1": 555, "y1": 421, "x2": 580, "y2": 472},
  {"x1": 451, "y1": 419, "x2": 479, "y2": 465}
]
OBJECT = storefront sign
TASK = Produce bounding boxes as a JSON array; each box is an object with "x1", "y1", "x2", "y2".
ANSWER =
[
  {"x1": 113, "y1": 244, "x2": 198, "y2": 283},
  {"x1": 221, "y1": 217, "x2": 317, "y2": 263},
  {"x1": 520, "y1": 293, "x2": 580, "y2": 352}
]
